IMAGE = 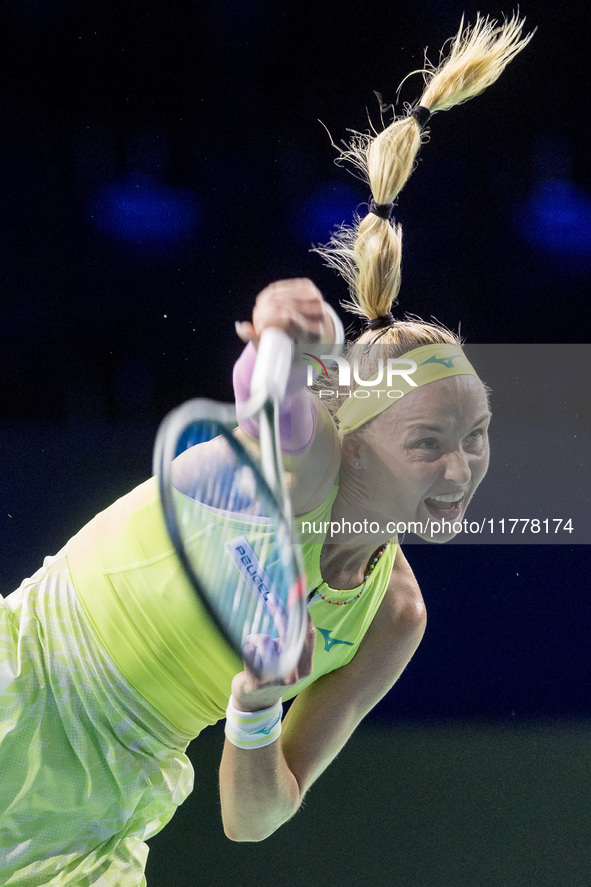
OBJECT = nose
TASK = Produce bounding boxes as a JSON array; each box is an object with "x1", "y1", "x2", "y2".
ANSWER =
[{"x1": 443, "y1": 448, "x2": 471, "y2": 485}]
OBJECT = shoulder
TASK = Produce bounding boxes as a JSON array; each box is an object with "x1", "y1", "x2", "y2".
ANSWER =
[
  {"x1": 379, "y1": 545, "x2": 426, "y2": 635},
  {"x1": 282, "y1": 545, "x2": 426, "y2": 758},
  {"x1": 349, "y1": 545, "x2": 426, "y2": 690}
]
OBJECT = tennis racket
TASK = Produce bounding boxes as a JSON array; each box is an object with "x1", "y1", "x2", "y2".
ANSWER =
[{"x1": 153, "y1": 328, "x2": 308, "y2": 682}]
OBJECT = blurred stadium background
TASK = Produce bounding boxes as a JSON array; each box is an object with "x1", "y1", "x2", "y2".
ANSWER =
[{"x1": 0, "y1": 2, "x2": 589, "y2": 884}]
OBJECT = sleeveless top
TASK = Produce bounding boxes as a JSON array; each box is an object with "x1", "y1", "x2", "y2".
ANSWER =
[{"x1": 67, "y1": 474, "x2": 397, "y2": 737}]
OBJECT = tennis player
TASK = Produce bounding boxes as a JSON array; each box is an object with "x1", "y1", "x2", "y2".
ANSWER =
[{"x1": 0, "y1": 14, "x2": 531, "y2": 885}]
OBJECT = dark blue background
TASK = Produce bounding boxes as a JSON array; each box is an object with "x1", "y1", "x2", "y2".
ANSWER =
[{"x1": 1, "y1": 0, "x2": 589, "y2": 721}]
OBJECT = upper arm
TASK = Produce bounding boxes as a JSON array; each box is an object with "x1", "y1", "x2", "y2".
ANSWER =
[
  {"x1": 280, "y1": 547, "x2": 426, "y2": 795},
  {"x1": 234, "y1": 398, "x2": 341, "y2": 515},
  {"x1": 286, "y1": 400, "x2": 341, "y2": 514}
]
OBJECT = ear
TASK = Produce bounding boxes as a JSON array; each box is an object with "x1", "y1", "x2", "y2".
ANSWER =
[{"x1": 340, "y1": 433, "x2": 364, "y2": 469}]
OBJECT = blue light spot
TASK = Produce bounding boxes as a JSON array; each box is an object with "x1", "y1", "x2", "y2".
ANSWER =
[
  {"x1": 91, "y1": 174, "x2": 199, "y2": 253},
  {"x1": 294, "y1": 182, "x2": 362, "y2": 244},
  {"x1": 514, "y1": 179, "x2": 591, "y2": 260},
  {"x1": 5, "y1": 0, "x2": 65, "y2": 25}
]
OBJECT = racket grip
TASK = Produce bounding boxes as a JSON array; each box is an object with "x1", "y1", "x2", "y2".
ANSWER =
[{"x1": 251, "y1": 328, "x2": 293, "y2": 402}]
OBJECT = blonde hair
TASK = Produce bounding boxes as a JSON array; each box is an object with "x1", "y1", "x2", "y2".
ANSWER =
[
  {"x1": 315, "y1": 13, "x2": 533, "y2": 354},
  {"x1": 314, "y1": 14, "x2": 534, "y2": 424},
  {"x1": 312, "y1": 317, "x2": 463, "y2": 418}
]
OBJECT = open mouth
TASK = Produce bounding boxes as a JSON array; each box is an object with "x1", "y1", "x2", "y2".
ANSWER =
[{"x1": 424, "y1": 493, "x2": 466, "y2": 521}]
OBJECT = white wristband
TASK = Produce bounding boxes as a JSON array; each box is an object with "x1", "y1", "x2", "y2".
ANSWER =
[{"x1": 225, "y1": 696, "x2": 283, "y2": 750}]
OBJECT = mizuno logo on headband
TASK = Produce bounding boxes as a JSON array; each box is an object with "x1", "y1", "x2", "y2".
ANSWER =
[
  {"x1": 419, "y1": 353, "x2": 464, "y2": 369},
  {"x1": 330, "y1": 343, "x2": 481, "y2": 434}
]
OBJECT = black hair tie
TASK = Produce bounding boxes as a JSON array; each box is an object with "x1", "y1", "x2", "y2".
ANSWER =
[
  {"x1": 366, "y1": 313, "x2": 395, "y2": 330},
  {"x1": 362, "y1": 323, "x2": 395, "y2": 352},
  {"x1": 368, "y1": 198, "x2": 394, "y2": 221},
  {"x1": 410, "y1": 105, "x2": 432, "y2": 130}
]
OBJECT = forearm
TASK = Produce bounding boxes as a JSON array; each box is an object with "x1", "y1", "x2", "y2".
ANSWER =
[
  {"x1": 219, "y1": 736, "x2": 302, "y2": 842},
  {"x1": 233, "y1": 341, "x2": 318, "y2": 455},
  {"x1": 220, "y1": 626, "x2": 316, "y2": 842},
  {"x1": 232, "y1": 293, "x2": 344, "y2": 454}
]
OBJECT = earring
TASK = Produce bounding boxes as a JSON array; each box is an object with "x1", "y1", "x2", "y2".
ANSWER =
[{"x1": 354, "y1": 460, "x2": 360, "y2": 468}]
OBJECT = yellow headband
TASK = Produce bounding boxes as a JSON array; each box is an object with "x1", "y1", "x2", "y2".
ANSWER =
[{"x1": 334, "y1": 343, "x2": 480, "y2": 434}]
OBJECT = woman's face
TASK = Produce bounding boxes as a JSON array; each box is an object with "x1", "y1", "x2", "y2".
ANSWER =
[{"x1": 357, "y1": 376, "x2": 491, "y2": 542}]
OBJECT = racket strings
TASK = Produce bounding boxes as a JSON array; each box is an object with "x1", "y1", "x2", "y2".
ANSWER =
[{"x1": 170, "y1": 420, "x2": 300, "y2": 650}]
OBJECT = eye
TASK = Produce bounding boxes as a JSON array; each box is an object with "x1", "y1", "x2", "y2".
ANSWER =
[
  {"x1": 415, "y1": 437, "x2": 439, "y2": 450},
  {"x1": 464, "y1": 428, "x2": 487, "y2": 448}
]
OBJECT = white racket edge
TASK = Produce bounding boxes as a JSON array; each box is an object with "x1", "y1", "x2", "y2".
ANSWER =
[
  {"x1": 250, "y1": 327, "x2": 293, "y2": 403},
  {"x1": 247, "y1": 326, "x2": 308, "y2": 680}
]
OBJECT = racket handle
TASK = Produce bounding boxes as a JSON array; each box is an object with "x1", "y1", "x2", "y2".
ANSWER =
[{"x1": 250, "y1": 328, "x2": 293, "y2": 402}]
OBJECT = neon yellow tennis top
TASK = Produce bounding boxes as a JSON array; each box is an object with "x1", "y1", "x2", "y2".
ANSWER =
[{"x1": 67, "y1": 473, "x2": 397, "y2": 738}]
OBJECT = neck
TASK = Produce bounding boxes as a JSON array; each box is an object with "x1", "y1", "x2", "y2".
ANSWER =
[
  {"x1": 329, "y1": 460, "x2": 393, "y2": 544},
  {"x1": 319, "y1": 464, "x2": 393, "y2": 588}
]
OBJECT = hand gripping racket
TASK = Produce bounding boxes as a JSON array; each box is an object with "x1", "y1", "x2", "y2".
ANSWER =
[{"x1": 153, "y1": 328, "x2": 308, "y2": 682}]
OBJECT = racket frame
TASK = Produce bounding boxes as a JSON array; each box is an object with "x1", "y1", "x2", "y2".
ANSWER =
[{"x1": 153, "y1": 393, "x2": 307, "y2": 681}]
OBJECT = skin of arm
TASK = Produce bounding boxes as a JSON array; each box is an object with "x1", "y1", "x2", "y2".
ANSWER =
[
  {"x1": 218, "y1": 546, "x2": 426, "y2": 841},
  {"x1": 233, "y1": 277, "x2": 341, "y2": 514}
]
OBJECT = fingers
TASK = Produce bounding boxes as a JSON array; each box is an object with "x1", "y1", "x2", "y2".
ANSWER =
[
  {"x1": 242, "y1": 633, "x2": 281, "y2": 678},
  {"x1": 279, "y1": 616, "x2": 316, "y2": 686},
  {"x1": 230, "y1": 664, "x2": 284, "y2": 713},
  {"x1": 235, "y1": 320, "x2": 255, "y2": 343},
  {"x1": 248, "y1": 279, "x2": 328, "y2": 346},
  {"x1": 241, "y1": 615, "x2": 316, "y2": 684}
]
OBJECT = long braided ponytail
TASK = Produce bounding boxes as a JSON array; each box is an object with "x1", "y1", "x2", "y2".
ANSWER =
[{"x1": 316, "y1": 13, "x2": 533, "y2": 326}]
